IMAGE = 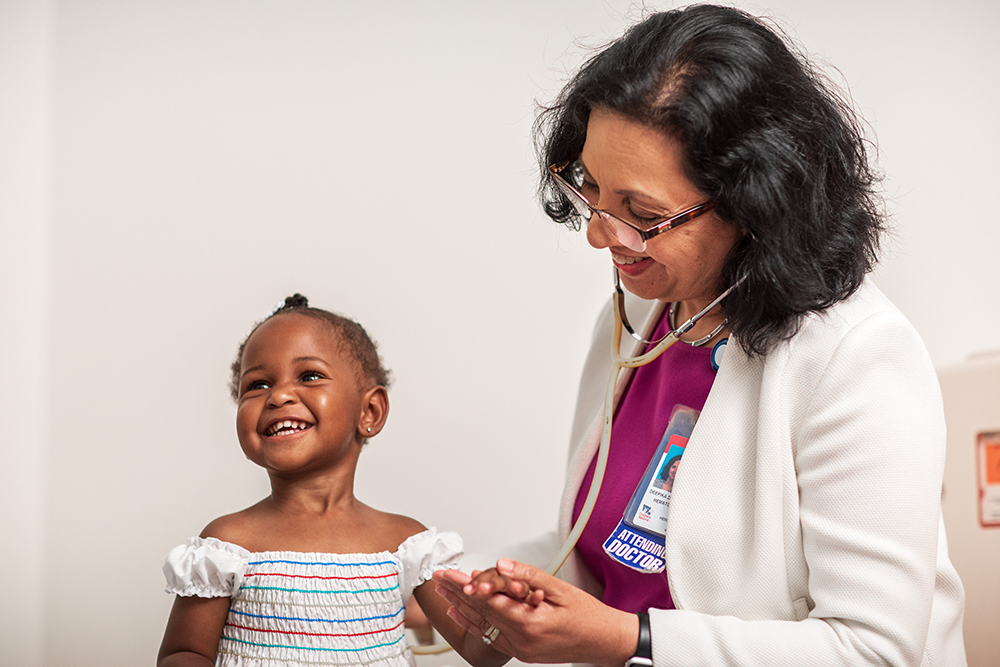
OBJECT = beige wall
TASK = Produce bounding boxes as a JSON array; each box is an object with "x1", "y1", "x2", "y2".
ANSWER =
[
  {"x1": 1, "y1": 1, "x2": 998, "y2": 665},
  {"x1": 0, "y1": 0, "x2": 50, "y2": 664}
]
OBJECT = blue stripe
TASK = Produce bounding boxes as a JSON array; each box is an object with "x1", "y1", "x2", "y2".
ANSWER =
[
  {"x1": 247, "y1": 558, "x2": 396, "y2": 567},
  {"x1": 231, "y1": 607, "x2": 405, "y2": 625},
  {"x1": 221, "y1": 634, "x2": 404, "y2": 653}
]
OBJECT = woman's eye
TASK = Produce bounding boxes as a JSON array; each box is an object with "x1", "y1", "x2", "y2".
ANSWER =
[
  {"x1": 580, "y1": 179, "x2": 600, "y2": 199},
  {"x1": 628, "y1": 210, "x2": 661, "y2": 227}
]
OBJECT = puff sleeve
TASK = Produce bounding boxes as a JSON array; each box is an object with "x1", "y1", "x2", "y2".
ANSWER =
[
  {"x1": 162, "y1": 536, "x2": 251, "y2": 598},
  {"x1": 394, "y1": 527, "x2": 463, "y2": 601}
]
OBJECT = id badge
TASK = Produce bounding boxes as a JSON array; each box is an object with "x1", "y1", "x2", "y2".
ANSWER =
[{"x1": 602, "y1": 405, "x2": 698, "y2": 573}]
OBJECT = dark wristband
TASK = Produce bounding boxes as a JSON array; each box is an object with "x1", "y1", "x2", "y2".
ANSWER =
[{"x1": 624, "y1": 612, "x2": 652, "y2": 667}]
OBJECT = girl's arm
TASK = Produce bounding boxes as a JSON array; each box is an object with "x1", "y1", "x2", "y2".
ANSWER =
[
  {"x1": 412, "y1": 580, "x2": 510, "y2": 667},
  {"x1": 157, "y1": 595, "x2": 231, "y2": 667}
]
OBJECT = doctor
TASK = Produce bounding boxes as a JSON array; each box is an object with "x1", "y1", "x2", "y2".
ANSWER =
[{"x1": 434, "y1": 5, "x2": 966, "y2": 667}]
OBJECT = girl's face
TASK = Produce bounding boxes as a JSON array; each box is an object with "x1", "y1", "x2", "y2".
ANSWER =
[
  {"x1": 582, "y1": 108, "x2": 743, "y2": 312},
  {"x1": 235, "y1": 313, "x2": 375, "y2": 477}
]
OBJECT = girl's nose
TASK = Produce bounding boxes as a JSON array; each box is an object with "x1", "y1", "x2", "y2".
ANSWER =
[{"x1": 266, "y1": 383, "x2": 298, "y2": 407}]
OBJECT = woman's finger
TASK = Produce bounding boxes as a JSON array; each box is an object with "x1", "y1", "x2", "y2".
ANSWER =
[
  {"x1": 434, "y1": 581, "x2": 495, "y2": 629},
  {"x1": 444, "y1": 601, "x2": 482, "y2": 634}
]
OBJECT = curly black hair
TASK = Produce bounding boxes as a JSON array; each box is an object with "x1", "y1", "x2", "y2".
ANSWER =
[
  {"x1": 535, "y1": 4, "x2": 884, "y2": 356},
  {"x1": 229, "y1": 294, "x2": 391, "y2": 401}
]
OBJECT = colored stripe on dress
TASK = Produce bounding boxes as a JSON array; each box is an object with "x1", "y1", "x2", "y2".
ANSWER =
[
  {"x1": 244, "y1": 572, "x2": 398, "y2": 582},
  {"x1": 240, "y1": 584, "x2": 399, "y2": 594},
  {"x1": 224, "y1": 619, "x2": 404, "y2": 639},
  {"x1": 216, "y1": 642, "x2": 410, "y2": 666},
  {"x1": 231, "y1": 607, "x2": 404, "y2": 625},
  {"x1": 220, "y1": 634, "x2": 404, "y2": 653},
  {"x1": 248, "y1": 558, "x2": 397, "y2": 567}
]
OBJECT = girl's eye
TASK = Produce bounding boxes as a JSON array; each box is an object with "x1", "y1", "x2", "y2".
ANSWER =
[
  {"x1": 246, "y1": 379, "x2": 270, "y2": 392},
  {"x1": 301, "y1": 371, "x2": 323, "y2": 382}
]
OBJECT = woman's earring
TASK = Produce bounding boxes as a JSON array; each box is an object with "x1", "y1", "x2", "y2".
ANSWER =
[{"x1": 366, "y1": 427, "x2": 372, "y2": 433}]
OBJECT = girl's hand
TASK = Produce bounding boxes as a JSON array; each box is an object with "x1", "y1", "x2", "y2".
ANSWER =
[
  {"x1": 459, "y1": 566, "x2": 545, "y2": 605},
  {"x1": 433, "y1": 558, "x2": 638, "y2": 667}
]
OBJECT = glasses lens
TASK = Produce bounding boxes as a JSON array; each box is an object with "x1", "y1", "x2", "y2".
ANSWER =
[
  {"x1": 601, "y1": 214, "x2": 646, "y2": 252},
  {"x1": 551, "y1": 169, "x2": 593, "y2": 221},
  {"x1": 551, "y1": 163, "x2": 647, "y2": 251}
]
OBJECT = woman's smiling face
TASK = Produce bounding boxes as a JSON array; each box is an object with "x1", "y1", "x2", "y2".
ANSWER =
[{"x1": 582, "y1": 108, "x2": 743, "y2": 314}]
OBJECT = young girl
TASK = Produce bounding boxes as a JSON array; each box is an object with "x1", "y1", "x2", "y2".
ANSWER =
[{"x1": 158, "y1": 295, "x2": 507, "y2": 667}]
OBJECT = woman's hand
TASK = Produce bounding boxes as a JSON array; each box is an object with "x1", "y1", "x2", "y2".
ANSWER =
[{"x1": 433, "y1": 558, "x2": 638, "y2": 667}]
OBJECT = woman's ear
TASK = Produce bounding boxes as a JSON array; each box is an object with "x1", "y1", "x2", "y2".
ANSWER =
[{"x1": 358, "y1": 385, "x2": 389, "y2": 440}]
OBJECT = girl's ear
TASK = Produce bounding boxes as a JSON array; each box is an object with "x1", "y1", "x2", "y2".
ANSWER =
[{"x1": 358, "y1": 386, "x2": 389, "y2": 440}]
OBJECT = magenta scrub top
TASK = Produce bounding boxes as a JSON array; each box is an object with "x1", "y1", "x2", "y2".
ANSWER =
[{"x1": 571, "y1": 307, "x2": 719, "y2": 613}]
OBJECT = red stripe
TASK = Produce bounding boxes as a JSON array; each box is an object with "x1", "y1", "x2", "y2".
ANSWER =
[
  {"x1": 243, "y1": 571, "x2": 398, "y2": 581},
  {"x1": 225, "y1": 619, "x2": 405, "y2": 639}
]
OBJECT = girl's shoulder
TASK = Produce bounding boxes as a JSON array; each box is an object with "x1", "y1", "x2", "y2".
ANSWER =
[
  {"x1": 199, "y1": 506, "x2": 261, "y2": 550},
  {"x1": 365, "y1": 508, "x2": 428, "y2": 550}
]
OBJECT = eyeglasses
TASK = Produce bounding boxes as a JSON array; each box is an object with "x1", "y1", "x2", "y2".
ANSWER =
[{"x1": 548, "y1": 161, "x2": 715, "y2": 252}]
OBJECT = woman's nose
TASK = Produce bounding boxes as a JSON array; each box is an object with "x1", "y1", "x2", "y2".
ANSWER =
[{"x1": 586, "y1": 212, "x2": 616, "y2": 250}]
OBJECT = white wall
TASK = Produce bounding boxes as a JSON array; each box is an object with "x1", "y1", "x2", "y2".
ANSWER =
[{"x1": 1, "y1": 1, "x2": 997, "y2": 665}]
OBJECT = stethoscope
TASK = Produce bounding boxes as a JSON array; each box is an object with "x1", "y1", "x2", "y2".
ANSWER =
[
  {"x1": 412, "y1": 270, "x2": 740, "y2": 655},
  {"x1": 543, "y1": 268, "x2": 743, "y2": 575}
]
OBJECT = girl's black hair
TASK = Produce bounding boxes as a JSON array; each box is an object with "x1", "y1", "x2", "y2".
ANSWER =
[
  {"x1": 536, "y1": 4, "x2": 884, "y2": 356},
  {"x1": 229, "y1": 294, "x2": 390, "y2": 401}
]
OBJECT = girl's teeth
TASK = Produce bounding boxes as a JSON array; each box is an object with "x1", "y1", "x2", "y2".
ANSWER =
[{"x1": 267, "y1": 420, "x2": 309, "y2": 436}]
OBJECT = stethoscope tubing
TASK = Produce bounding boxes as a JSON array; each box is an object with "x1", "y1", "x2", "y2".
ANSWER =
[
  {"x1": 412, "y1": 272, "x2": 740, "y2": 654},
  {"x1": 546, "y1": 272, "x2": 743, "y2": 574}
]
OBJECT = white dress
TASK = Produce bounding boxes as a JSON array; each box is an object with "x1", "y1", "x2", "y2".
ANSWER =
[{"x1": 163, "y1": 528, "x2": 462, "y2": 667}]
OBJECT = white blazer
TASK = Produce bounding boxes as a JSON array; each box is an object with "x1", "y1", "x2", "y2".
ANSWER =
[{"x1": 509, "y1": 278, "x2": 966, "y2": 667}]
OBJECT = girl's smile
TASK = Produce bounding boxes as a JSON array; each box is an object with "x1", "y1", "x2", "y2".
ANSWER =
[{"x1": 263, "y1": 418, "x2": 314, "y2": 438}]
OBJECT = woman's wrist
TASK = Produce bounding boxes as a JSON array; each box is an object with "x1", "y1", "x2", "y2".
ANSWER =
[
  {"x1": 623, "y1": 613, "x2": 652, "y2": 667},
  {"x1": 595, "y1": 608, "x2": 641, "y2": 667}
]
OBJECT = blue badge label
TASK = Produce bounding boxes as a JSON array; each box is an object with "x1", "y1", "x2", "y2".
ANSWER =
[
  {"x1": 602, "y1": 521, "x2": 666, "y2": 573},
  {"x1": 711, "y1": 337, "x2": 728, "y2": 371},
  {"x1": 603, "y1": 405, "x2": 699, "y2": 574}
]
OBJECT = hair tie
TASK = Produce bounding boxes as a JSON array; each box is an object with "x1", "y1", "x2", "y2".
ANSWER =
[
  {"x1": 267, "y1": 293, "x2": 309, "y2": 317},
  {"x1": 267, "y1": 300, "x2": 287, "y2": 317}
]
